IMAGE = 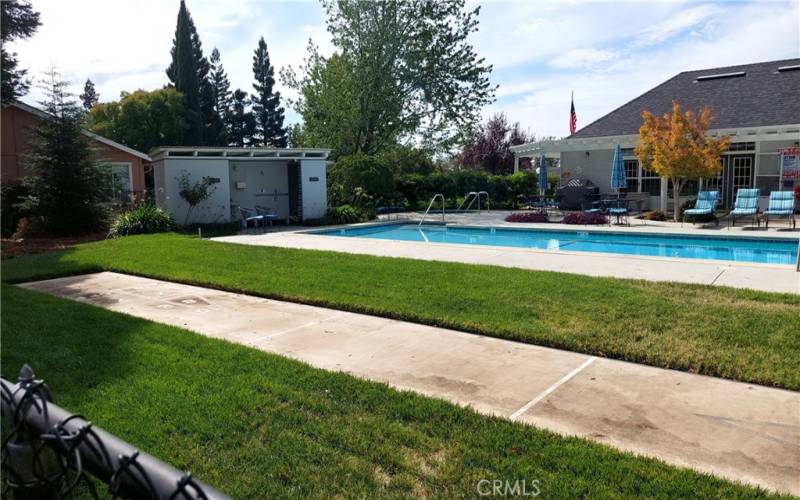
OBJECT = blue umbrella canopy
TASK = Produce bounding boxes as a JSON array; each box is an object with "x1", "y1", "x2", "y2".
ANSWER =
[
  {"x1": 538, "y1": 153, "x2": 549, "y2": 195},
  {"x1": 610, "y1": 144, "x2": 626, "y2": 192}
]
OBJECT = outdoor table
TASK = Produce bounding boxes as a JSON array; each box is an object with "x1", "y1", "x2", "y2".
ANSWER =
[{"x1": 599, "y1": 198, "x2": 644, "y2": 225}]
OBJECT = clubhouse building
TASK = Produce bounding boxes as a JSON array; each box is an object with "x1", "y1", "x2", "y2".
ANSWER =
[{"x1": 512, "y1": 59, "x2": 800, "y2": 211}]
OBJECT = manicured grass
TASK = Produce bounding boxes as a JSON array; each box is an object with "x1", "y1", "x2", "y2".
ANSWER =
[
  {"x1": 0, "y1": 285, "x2": 783, "y2": 498},
  {"x1": 2, "y1": 233, "x2": 799, "y2": 390}
]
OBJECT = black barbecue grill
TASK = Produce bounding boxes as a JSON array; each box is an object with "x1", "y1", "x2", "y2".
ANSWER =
[{"x1": 555, "y1": 178, "x2": 601, "y2": 211}]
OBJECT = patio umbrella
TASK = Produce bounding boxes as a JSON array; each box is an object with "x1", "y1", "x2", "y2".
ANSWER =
[
  {"x1": 610, "y1": 144, "x2": 626, "y2": 196},
  {"x1": 538, "y1": 153, "x2": 549, "y2": 196}
]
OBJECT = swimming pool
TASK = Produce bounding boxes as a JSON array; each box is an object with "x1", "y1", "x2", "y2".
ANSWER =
[{"x1": 313, "y1": 224, "x2": 799, "y2": 265}]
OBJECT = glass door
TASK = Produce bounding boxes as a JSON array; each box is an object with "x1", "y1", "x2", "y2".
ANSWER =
[{"x1": 728, "y1": 155, "x2": 754, "y2": 208}]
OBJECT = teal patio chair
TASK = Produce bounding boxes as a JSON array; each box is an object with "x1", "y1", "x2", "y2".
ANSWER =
[
  {"x1": 763, "y1": 191, "x2": 796, "y2": 229},
  {"x1": 728, "y1": 188, "x2": 760, "y2": 228},
  {"x1": 238, "y1": 207, "x2": 266, "y2": 230},
  {"x1": 682, "y1": 190, "x2": 719, "y2": 226}
]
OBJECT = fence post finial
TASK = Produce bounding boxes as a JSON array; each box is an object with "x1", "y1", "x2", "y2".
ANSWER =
[{"x1": 18, "y1": 364, "x2": 35, "y2": 384}]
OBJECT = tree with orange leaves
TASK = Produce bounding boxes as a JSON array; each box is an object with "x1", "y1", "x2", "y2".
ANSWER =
[{"x1": 635, "y1": 101, "x2": 731, "y2": 221}]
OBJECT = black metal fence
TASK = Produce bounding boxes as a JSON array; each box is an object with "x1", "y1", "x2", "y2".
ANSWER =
[{"x1": 1, "y1": 365, "x2": 230, "y2": 499}]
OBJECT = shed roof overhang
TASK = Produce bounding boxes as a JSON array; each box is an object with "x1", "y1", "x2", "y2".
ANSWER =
[
  {"x1": 511, "y1": 123, "x2": 800, "y2": 156},
  {"x1": 149, "y1": 146, "x2": 331, "y2": 162}
]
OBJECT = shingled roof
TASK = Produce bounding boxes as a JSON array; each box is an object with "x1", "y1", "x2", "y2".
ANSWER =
[{"x1": 571, "y1": 58, "x2": 800, "y2": 139}]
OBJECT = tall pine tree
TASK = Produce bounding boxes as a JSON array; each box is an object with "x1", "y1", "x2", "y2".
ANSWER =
[
  {"x1": 207, "y1": 48, "x2": 230, "y2": 145},
  {"x1": 227, "y1": 89, "x2": 256, "y2": 147},
  {"x1": 23, "y1": 69, "x2": 109, "y2": 235},
  {"x1": 166, "y1": 0, "x2": 203, "y2": 144},
  {"x1": 79, "y1": 78, "x2": 99, "y2": 110},
  {"x1": 1, "y1": 0, "x2": 40, "y2": 105},
  {"x1": 251, "y1": 37, "x2": 287, "y2": 147}
]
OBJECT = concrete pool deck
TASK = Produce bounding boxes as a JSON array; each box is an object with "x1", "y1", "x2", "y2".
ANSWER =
[
  {"x1": 214, "y1": 215, "x2": 800, "y2": 294},
  {"x1": 21, "y1": 272, "x2": 800, "y2": 495}
]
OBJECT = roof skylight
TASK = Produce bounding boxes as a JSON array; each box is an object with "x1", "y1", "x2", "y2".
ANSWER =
[{"x1": 695, "y1": 71, "x2": 746, "y2": 81}]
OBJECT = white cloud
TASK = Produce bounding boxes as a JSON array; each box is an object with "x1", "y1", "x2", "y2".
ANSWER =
[
  {"x1": 635, "y1": 3, "x2": 721, "y2": 47},
  {"x1": 549, "y1": 48, "x2": 619, "y2": 69}
]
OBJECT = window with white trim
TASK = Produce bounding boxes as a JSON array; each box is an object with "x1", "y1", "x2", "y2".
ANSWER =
[
  {"x1": 105, "y1": 163, "x2": 132, "y2": 200},
  {"x1": 640, "y1": 165, "x2": 661, "y2": 196},
  {"x1": 623, "y1": 159, "x2": 638, "y2": 192},
  {"x1": 756, "y1": 153, "x2": 780, "y2": 193}
]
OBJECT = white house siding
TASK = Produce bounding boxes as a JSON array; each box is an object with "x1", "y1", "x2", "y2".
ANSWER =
[
  {"x1": 154, "y1": 158, "x2": 232, "y2": 224},
  {"x1": 300, "y1": 159, "x2": 327, "y2": 220},
  {"x1": 229, "y1": 161, "x2": 290, "y2": 219}
]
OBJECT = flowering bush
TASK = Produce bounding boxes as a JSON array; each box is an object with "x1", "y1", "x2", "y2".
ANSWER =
[
  {"x1": 562, "y1": 212, "x2": 608, "y2": 225},
  {"x1": 504, "y1": 211, "x2": 548, "y2": 223}
]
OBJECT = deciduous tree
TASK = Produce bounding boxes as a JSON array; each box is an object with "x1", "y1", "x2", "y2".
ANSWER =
[
  {"x1": 635, "y1": 101, "x2": 731, "y2": 221},
  {"x1": 283, "y1": 0, "x2": 495, "y2": 157},
  {"x1": 88, "y1": 88, "x2": 188, "y2": 154},
  {"x1": 1, "y1": 0, "x2": 40, "y2": 104},
  {"x1": 457, "y1": 113, "x2": 534, "y2": 174}
]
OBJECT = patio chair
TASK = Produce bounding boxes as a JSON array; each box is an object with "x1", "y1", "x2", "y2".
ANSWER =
[
  {"x1": 728, "y1": 188, "x2": 760, "y2": 228},
  {"x1": 762, "y1": 191, "x2": 796, "y2": 229},
  {"x1": 255, "y1": 205, "x2": 279, "y2": 227},
  {"x1": 606, "y1": 198, "x2": 629, "y2": 226},
  {"x1": 682, "y1": 190, "x2": 720, "y2": 227},
  {"x1": 238, "y1": 207, "x2": 266, "y2": 230}
]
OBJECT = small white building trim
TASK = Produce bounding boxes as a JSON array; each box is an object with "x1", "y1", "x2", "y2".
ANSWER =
[{"x1": 151, "y1": 147, "x2": 331, "y2": 225}]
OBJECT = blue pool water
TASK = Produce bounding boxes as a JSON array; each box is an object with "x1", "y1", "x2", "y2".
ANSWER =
[{"x1": 313, "y1": 224, "x2": 799, "y2": 265}]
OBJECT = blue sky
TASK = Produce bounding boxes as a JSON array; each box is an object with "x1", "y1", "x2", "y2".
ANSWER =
[{"x1": 12, "y1": 0, "x2": 800, "y2": 139}]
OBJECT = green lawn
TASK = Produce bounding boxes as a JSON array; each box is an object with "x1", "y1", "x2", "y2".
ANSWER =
[
  {"x1": 3, "y1": 233, "x2": 799, "y2": 390},
  {"x1": 0, "y1": 285, "x2": 783, "y2": 498}
]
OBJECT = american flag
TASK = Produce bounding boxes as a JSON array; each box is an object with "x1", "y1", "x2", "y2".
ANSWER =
[{"x1": 569, "y1": 92, "x2": 577, "y2": 135}]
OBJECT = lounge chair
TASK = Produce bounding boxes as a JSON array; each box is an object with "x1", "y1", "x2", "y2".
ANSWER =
[
  {"x1": 763, "y1": 191, "x2": 796, "y2": 229},
  {"x1": 255, "y1": 205, "x2": 279, "y2": 226},
  {"x1": 682, "y1": 190, "x2": 719, "y2": 226},
  {"x1": 238, "y1": 207, "x2": 266, "y2": 229},
  {"x1": 728, "y1": 188, "x2": 760, "y2": 228}
]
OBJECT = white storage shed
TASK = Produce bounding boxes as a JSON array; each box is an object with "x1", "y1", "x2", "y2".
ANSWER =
[{"x1": 151, "y1": 147, "x2": 330, "y2": 225}]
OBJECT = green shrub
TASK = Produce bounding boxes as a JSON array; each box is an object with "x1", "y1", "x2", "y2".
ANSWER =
[
  {"x1": 328, "y1": 154, "x2": 395, "y2": 206},
  {"x1": 108, "y1": 202, "x2": 175, "y2": 238},
  {"x1": 379, "y1": 145, "x2": 434, "y2": 176},
  {"x1": 394, "y1": 170, "x2": 538, "y2": 210},
  {"x1": 326, "y1": 205, "x2": 364, "y2": 225},
  {"x1": 1, "y1": 182, "x2": 30, "y2": 238}
]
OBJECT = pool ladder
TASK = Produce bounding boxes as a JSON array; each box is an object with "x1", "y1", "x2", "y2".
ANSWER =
[
  {"x1": 458, "y1": 191, "x2": 490, "y2": 213},
  {"x1": 419, "y1": 194, "x2": 445, "y2": 227}
]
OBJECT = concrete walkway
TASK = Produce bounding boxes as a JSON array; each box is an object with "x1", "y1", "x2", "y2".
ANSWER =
[
  {"x1": 21, "y1": 272, "x2": 800, "y2": 495},
  {"x1": 213, "y1": 218, "x2": 800, "y2": 293}
]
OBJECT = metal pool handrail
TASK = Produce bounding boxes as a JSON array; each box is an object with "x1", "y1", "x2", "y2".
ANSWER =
[
  {"x1": 458, "y1": 191, "x2": 490, "y2": 213},
  {"x1": 419, "y1": 194, "x2": 445, "y2": 227}
]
